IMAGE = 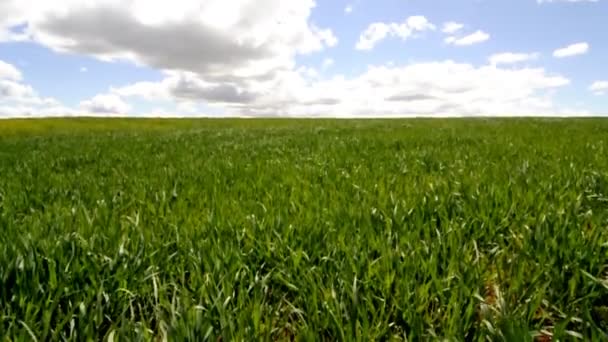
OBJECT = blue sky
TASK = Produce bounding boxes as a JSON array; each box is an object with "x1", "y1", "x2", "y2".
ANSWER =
[{"x1": 0, "y1": 0, "x2": 606, "y2": 117}]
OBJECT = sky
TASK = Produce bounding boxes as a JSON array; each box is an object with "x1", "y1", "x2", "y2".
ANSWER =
[{"x1": 0, "y1": 0, "x2": 606, "y2": 118}]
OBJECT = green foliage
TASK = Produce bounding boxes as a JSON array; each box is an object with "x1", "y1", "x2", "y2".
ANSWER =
[{"x1": 1, "y1": 118, "x2": 608, "y2": 340}]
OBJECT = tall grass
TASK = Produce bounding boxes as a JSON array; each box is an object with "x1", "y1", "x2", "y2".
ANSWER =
[{"x1": 1, "y1": 118, "x2": 607, "y2": 340}]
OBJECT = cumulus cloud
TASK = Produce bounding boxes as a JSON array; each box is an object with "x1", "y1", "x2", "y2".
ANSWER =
[
  {"x1": 0, "y1": 1, "x2": 586, "y2": 117},
  {"x1": 0, "y1": 0, "x2": 345, "y2": 114},
  {"x1": 80, "y1": 94, "x2": 131, "y2": 114},
  {"x1": 5, "y1": 0, "x2": 336, "y2": 76},
  {"x1": 0, "y1": 103, "x2": 75, "y2": 118},
  {"x1": 0, "y1": 80, "x2": 34, "y2": 98},
  {"x1": 112, "y1": 71, "x2": 257, "y2": 104},
  {"x1": 1, "y1": 62, "x2": 32, "y2": 101},
  {"x1": 356, "y1": 24, "x2": 392, "y2": 51},
  {"x1": 356, "y1": 16, "x2": 435, "y2": 50},
  {"x1": 0, "y1": 2, "x2": 26, "y2": 41},
  {"x1": 489, "y1": 52, "x2": 540, "y2": 65},
  {"x1": 109, "y1": 60, "x2": 571, "y2": 117},
  {"x1": 0, "y1": 60, "x2": 22, "y2": 80},
  {"x1": 590, "y1": 81, "x2": 608, "y2": 95},
  {"x1": 553, "y1": 42, "x2": 589, "y2": 58},
  {"x1": 283, "y1": 62, "x2": 567, "y2": 117},
  {"x1": 0, "y1": 0, "x2": 344, "y2": 116},
  {"x1": 0, "y1": 59, "x2": 73, "y2": 117},
  {"x1": 445, "y1": 30, "x2": 490, "y2": 46},
  {"x1": 442, "y1": 22, "x2": 464, "y2": 34}
]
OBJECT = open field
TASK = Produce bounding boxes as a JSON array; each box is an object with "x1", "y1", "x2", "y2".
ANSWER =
[{"x1": 1, "y1": 118, "x2": 608, "y2": 340}]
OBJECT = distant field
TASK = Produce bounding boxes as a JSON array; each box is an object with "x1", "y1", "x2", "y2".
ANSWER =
[{"x1": 2, "y1": 118, "x2": 608, "y2": 340}]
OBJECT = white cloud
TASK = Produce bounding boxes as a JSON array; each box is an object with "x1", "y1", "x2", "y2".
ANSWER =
[
  {"x1": 112, "y1": 71, "x2": 257, "y2": 104},
  {"x1": 345, "y1": 5, "x2": 353, "y2": 14},
  {"x1": 313, "y1": 27, "x2": 338, "y2": 49},
  {"x1": 111, "y1": 80, "x2": 171, "y2": 101},
  {"x1": 0, "y1": 104, "x2": 75, "y2": 118},
  {"x1": 445, "y1": 30, "x2": 490, "y2": 46},
  {"x1": 322, "y1": 58, "x2": 334, "y2": 69},
  {"x1": 0, "y1": 80, "x2": 34, "y2": 98},
  {"x1": 273, "y1": 62, "x2": 569, "y2": 117},
  {"x1": 0, "y1": 59, "x2": 74, "y2": 117},
  {"x1": 80, "y1": 66, "x2": 88, "y2": 72},
  {"x1": 489, "y1": 52, "x2": 540, "y2": 65},
  {"x1": 0, "y1": 0, "x2": 343, "y2": 115},
  {"x1": 356, "y1": 16, "x2": 435, "y2": 50},
  {"x1": 442, "y1": 22, "x2": 464, "y2": 34},
  {"x1": 553, "y1": 42, "x2": 589, "y2": 58},
  {"x1": 356, "y1": 23, "x2": 392, "y2": 51},
  {"x1": 0, "y1": 2, "x2": 26, "y2": 34},
  {"x1": 80, "y1": 94, "x2": 131, "y2": 114},
  {"x1": 1, "y1": 0, "x2": 337, "y2": 80},
  {"x1": 590, "y1": 81, "x2": 608, "y2": 95},
  {"x1": 403, "y1": 16, "x2": 436, "y2": 32},
  {"x1": 0, "y1": 60, "x2": 22, "y2": 81},
  {"x1": 111, "y1": 60, "x2": 571, "y2": 117},
  {"x1": 0, "y1": 28, "x2": 28, "y2": 43},
  {"x1": 0, "y1": 1, "x2": 589, "y2": 117}
]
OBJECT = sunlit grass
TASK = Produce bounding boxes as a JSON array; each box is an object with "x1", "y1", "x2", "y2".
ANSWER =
[{"x1": 1, "y1": 118, "x2": 607, "y2": 340}]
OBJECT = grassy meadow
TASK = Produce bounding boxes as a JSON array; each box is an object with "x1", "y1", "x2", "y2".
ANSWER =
[{"x1": 1, "y1": 118, "x2": 608, "y2": 340}]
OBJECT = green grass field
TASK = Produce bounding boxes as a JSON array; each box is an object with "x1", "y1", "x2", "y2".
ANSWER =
[{"x1": 1, "y1": 118, "x2": 608, "y2": 340}]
